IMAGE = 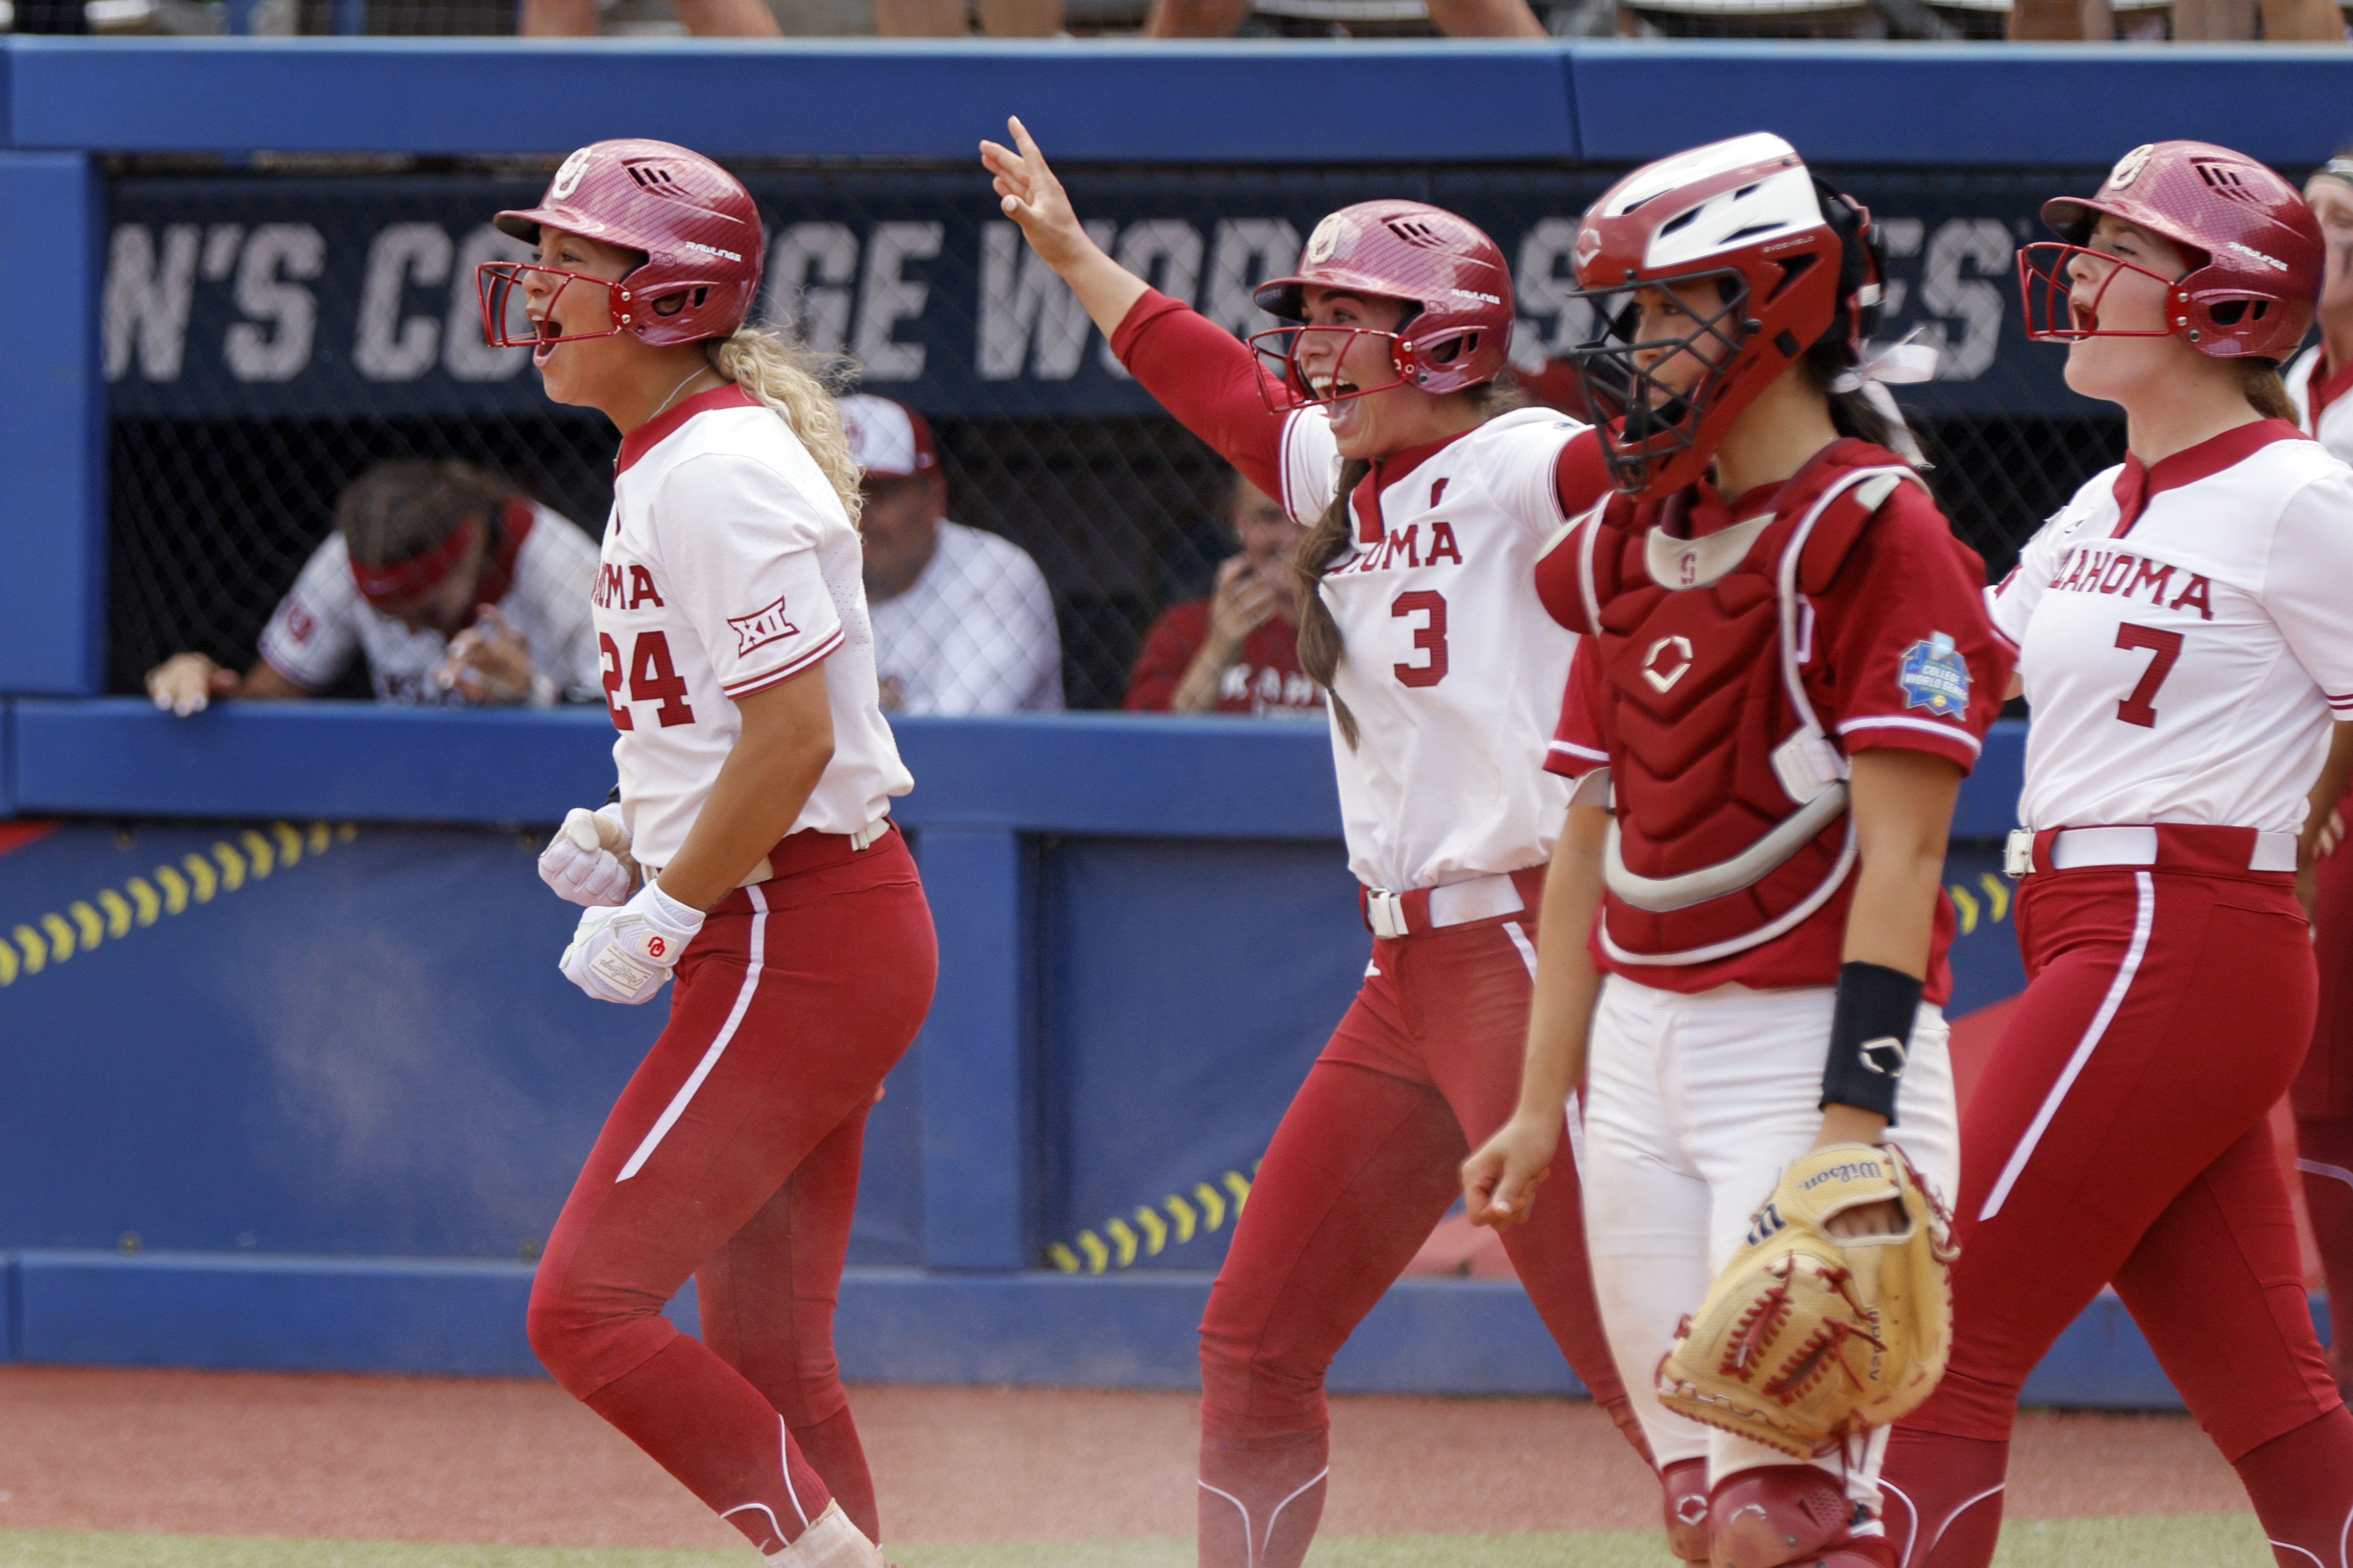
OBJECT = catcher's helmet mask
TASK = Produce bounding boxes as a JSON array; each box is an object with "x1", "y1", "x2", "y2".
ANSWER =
[
  {"x1": 2016, "y1": 141, "x2": 2321, "y2": 362},
  {"x1": 476, "y1": 138, "x2": 765, "y2": 359},
  {"x1": 1563, "y1": 133, "x2": 1890, "y2": 501},
  {"x1": 1244, "y1": 199, "x2": 1515, "y2": 416}
]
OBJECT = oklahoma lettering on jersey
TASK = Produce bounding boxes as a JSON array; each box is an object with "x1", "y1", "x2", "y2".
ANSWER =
[
  {"x1": 1281, "y1": 405, "x2": 1586, "y2": 891},
  {"x1": 601, "y1": 385, "x2": 911, "y2": 867},
  {"x1": 1990, "y1": 420, "x2": 2353, "y2": 836}
]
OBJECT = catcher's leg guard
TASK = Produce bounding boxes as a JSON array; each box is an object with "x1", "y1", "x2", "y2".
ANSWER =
[
  {"x1": 1709, "y1": 1466, "x2": 1872, "y2": 1568},
  {"x1": 1663, "y1": 1458, "x2": 1711, "y2": 1562}
]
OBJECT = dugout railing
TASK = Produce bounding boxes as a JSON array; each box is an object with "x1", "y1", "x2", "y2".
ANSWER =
[{"x1": 0, "y1": 39, "x2": 2346, "y2": 1397}]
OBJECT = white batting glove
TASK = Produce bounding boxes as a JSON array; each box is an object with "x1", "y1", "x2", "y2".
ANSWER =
[
  {"x1": 559, "y1": 880, "x2": 704, "y2": 1005},
  {"x1": 540, "y1": 804, "x2": 638, "y2": 907}
]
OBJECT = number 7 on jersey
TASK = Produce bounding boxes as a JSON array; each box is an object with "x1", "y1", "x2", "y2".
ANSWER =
[{"x1": 2114, "y1": 622, "x2": 2183, "y2": 728}]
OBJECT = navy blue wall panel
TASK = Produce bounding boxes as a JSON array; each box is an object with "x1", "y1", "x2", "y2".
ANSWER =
[
  {"x1": 11, "y1": 38, "x2": 2352, "y2": 168},
  {"x1": 0, "y1": 153, "x2": 104, "y2": 697},
  {"x1": 4, "y1": 38, "x2": 1577, "y2": 164},
  {"x1": 0, "y1": 819, "x2": 924, "y2": 1266},
  {"x1": 1041, "y1": 836, "x2": 1365, "y2": 1267},
  {"x1": 1568, "y1": 43, "x2": 2353, "y2": 169},
  {"x1": 7, "y1": 701, "x2": 2019, "y2": 840}
]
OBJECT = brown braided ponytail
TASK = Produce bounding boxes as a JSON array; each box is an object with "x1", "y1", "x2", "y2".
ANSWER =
[{"x1": 1292, "y1": 456, "x2": 1374, "y2": 747}]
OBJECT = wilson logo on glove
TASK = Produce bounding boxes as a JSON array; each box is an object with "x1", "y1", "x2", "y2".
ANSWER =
[{"x1": 1658, "y1": 1143, "x2": 1957, "y2": 1457}]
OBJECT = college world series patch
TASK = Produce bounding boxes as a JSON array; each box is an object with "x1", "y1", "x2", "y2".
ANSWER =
[{"x1": 1898, "y1": 632, "x2": 1970, "y2": 717}]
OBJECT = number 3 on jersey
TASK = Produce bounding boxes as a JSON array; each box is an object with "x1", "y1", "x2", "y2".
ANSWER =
[
  {"x1": 600, "y1": 630, "x2": 698, "y2": 729},
  {"x1": 1392, "y1": 590, "x2": 1450, "y2": 688}
]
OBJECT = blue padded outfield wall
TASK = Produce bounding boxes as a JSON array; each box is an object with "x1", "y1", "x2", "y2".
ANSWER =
[
  {"x1": 4, "y1": 38, "x2": 2348, "y2": 1401},
  {"x1": 3, "y1": 705, "x2": 2200, "y2": 1405}
]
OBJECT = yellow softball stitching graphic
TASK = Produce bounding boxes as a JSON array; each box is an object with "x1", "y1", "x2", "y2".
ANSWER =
[
  {"x1": 0, "y1": 823, "x2": 354, "y2": 988},
  {"x1": 1049, "y1": 1167, "x2": 1257, "y2": 1274}
]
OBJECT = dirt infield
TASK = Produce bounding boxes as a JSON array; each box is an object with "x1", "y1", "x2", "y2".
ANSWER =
[{"x1": 0, "y1": 1368, "x2": 2252, "y2": 1549}]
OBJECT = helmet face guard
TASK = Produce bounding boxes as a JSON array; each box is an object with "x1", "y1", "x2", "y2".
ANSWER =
[
  {"x1": 1244, "y1": 324, "x2": 1412, "y2": 414},
  {"x1": 476, "y1": 261, "x2": 634, "y2": 352},
  {"x1": 1564, "y1": 267, "x2": 1757, "y2": 499},
  {"x1": 2026, "y1": 142, "x2": 2322, "y2": 361},
  {"x1": 2015, "y1": 242, "x2": 2188, "y2": 344},
  {"x1": 1565, "y1": 135, "x2": 1887, "y2": 504}
]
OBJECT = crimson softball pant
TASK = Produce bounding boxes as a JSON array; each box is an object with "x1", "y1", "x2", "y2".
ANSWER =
[
  {"x1": 1194, "y1": 905, "x2": 1647, "y2": 1568},
  {"x1": 1881, "y1": 862, "x2": 2353, "y2": 1568},
  {"x1": 527, "y1": 828, "x2": 935, "y2": 1555},
  {"x1": 2293, "y1": 817, "x2": 2353, "y2": 1388}
]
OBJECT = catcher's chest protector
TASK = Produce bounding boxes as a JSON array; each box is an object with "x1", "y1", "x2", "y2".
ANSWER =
[{"x1": 1577, "y1": 447, "x2": 1922, "y2": 966}]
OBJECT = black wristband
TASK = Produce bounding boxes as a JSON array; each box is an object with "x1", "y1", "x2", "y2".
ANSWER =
[
  {"x1": 1820, "y1": 961, "x2": 1923, "y2": 1123},
  {"x1": 604, "y1": 782, "x2": 622, "y2": 807}
]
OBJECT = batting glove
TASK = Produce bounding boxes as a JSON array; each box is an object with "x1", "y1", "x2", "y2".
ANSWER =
[
  {"x1": 559, "y1": 880, "x2": 704, "y2": 1005},
  {"x1": 540, "y1": 804, "x2": 638, "y2": 908}
]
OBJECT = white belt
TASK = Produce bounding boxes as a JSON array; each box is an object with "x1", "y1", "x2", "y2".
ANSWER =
[
  {"x1": 646, "y1": 818, "x2": 890, "y2": 892},
  {"x1": 2003, "y1": 824, "x2": 2298, "y2": 877},
  {"x1": 1364, "y1": 870, "x2": 1529, "y2": 941}
]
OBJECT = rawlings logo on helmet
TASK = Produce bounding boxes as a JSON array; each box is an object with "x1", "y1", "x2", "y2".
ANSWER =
[
  {"x1": 1573, "y1": 225, "x2": 1603, "y2": 269},
  {"x1": 2106, "y1": 144, "x2": 2156, "y2": 192},
  {"x1": 549, "y1": 147, "x2": 595, "y2": 202}
]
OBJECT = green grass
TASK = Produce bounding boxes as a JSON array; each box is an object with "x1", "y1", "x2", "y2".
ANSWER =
[{"x1": 0, "y1": 1515, "x2": 2279, "y2": 1568}]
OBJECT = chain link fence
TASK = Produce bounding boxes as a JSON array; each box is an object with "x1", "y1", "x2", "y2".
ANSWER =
[{"x1": 104, "y1": 157, "x2": 2133, "y2": 716}]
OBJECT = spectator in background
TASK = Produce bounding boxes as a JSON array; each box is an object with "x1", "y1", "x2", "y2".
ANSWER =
[
  {"x1": 875, "y1": 0, "x2": 1064, "y2": 33},
  {"x1": 842, "y1": 393, "x2": 1064, "y2": 715},
  {"x1": 145, "y1": 460, "x2": 602, "y2": 715},
  {"x1": 2004, "y1": 0, "x2": 2338, "y2": 36},
  {"x1": 1126, "y1": 471, "x2": 1321, "y2": 718},
  {"x1": 1146, "y1": 0, "x2": 1545, "y2": 33},
  {"x1": 521, "y1": 0, "x2": 782, "y2": 34}
]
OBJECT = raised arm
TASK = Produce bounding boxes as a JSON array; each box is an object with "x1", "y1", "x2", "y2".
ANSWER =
[
  {"x1": 984, "y1": 116, "x2": 1289, "y2": 499},
  {"x1": 982, "y1": 116, "x2": 1149, "y2": 343}
]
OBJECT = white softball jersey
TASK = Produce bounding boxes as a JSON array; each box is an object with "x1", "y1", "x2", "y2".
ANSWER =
[
  {"x1": 598, "y1": 385, "x2": 911, "y2": 868},
  {"x1": 1278, "y1": 404, "x2": 1584, "y2": 893},
  {"x1": 1988, "y1": 422, "x2": 2353, "y2": 837},
  {"x1": 258, "y1": 501, "x2": 603, "y2": 705},
  {"x1": 2285, "y1": 345, "x2": 2353, "y2": 465}
]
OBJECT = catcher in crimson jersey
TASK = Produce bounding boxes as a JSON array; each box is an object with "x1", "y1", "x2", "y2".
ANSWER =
[
  {"x1": 1878, "y1": 142, "x2": 2353, "y2": 1568},
  {"x1": 1460, "y1": 134, "x2": 2009, "y2": 1568},
  {"x1": 484, "y1": 140, "x2": 934, "y2": 1568},
  {"x1": 2286, "y1": 147, "x2": 2353, "y2": 1398},
  {"x1": 982, "y1": 117, "x2": 1657, "y2": 1568}
]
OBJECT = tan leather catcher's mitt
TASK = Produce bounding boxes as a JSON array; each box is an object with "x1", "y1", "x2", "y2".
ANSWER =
[{"x1": 1657, "y1": 1143, "x2": 1956, "y2": 1458}]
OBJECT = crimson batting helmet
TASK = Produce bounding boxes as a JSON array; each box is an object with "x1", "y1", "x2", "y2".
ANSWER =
[
  {"x1": 1563, "y1": 132, "x2": 1887, "y2": 502},
  {"x1": 1246, "y1": 200, "x2": 1513, "y2": 412},
  {"x1": 476, "y1": 139, "x2": 764, "y2": 352},
  {"x1": 2018, "y1": 141, "x2": 2322, "y2": 362}
]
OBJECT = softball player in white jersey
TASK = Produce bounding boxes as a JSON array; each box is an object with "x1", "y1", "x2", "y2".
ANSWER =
[
  {"x1": 482, "y1": 138, "x2": 932, "y2": 1568},
  {"x1": 1882, "y1": 140, "x2": 2353, "y2": 1568},
  {"x1": 984, "y1": 116, "x2": 1656, "y2": 1568}
]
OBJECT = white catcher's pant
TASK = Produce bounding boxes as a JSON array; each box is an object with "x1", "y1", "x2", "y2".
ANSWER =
[{"x1": 1581, "y1": 976, "x2": 1959, "y2": 1508}]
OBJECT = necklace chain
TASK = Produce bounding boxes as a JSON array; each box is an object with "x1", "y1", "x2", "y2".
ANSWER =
[{"x1": 650, "y1": 366, "x2": 711, "y2": 421}]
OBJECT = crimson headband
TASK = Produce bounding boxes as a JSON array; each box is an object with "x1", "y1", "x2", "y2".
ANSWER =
[{"x1": 349, "y1": 517, "x2": 477, "y2": 607}]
